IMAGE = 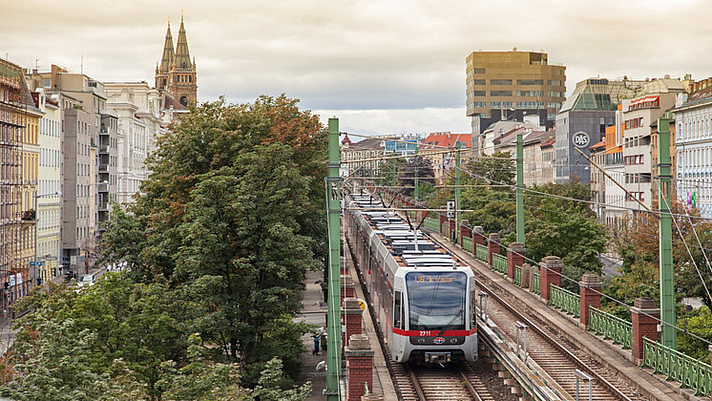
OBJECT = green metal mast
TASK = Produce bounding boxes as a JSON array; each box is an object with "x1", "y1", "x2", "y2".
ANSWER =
[
  {"x1": 455, "y1": 143, "x2": 461, "y2": 243},
  {"x1": 392, "y1": 152, "x2": 397, "y2": 187},
  {"x1": 657, "y1": 115, "x2": 675, "y2": 348},
  {"x1": 516, "y1": 132, "x2": 525, "y2": 245},
  {"x1": 414, "y1": 148, "x2": 419, "y2": 202},
  {"x1": 325, "y1": 118, "x2": 342, "y2": 400}
]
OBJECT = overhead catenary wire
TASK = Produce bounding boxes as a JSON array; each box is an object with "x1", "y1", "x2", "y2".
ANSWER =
[{"x1": 369, "y1": 186, "x2": 712, "y2": 347}]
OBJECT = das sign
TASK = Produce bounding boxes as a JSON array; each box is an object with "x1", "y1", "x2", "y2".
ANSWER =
[{"x1": 572, "y1": 131, "x2": 590, "y2": 149}]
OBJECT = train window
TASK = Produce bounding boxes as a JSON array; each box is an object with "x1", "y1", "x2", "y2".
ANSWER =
[
  {"x1": 394, "y1": 291, "x2": 403, "y2": 329},
  {"x1": 470, "y1": 290, "x2": 476, "y2": 329},
  {"x1": 405, "y1": 271, "x2": 467, "y2": 331}
]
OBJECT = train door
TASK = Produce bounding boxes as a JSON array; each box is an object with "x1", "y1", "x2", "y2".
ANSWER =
[{"x1": 391, "y1": 290, "x2": 405, "y2": 361}]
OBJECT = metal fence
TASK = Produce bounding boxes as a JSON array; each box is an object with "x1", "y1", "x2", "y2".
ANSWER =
[
  {"x1": 475, "y1": 244, "x2": 488, "y2": 263},
  {"x1": 588, "y1": 306, "x2": 632, "y2": 349},
  {"x1": 514, "y1": 265, "x2": 522, "y2": 286},
  {"x1": 462, "y1": 236, "x2": 473, "y2": 253},
  {"x1": 492, "y1": 253, "x2": 507, "y2": 274},
  {"x1": 531, "y1": 271, "x2": 540, "y2": 295},
  {"x1": 423, "y1": 217, "x2": 439, "y2": 231},
  {"x1": 549, "y1": 284, "x2": 580, "y2": 318},
  {"x1": 643, "y1": 337, "x2": 711, "y2": 397}
]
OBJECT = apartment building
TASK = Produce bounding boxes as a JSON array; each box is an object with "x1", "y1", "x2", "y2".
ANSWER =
[
  {"x1": 621, "y1": 81, "x2": 684, "y2": 212},
  {"x1": 34, "y1": 88, "x2": 62, "y2": 282},
  {"x1": 104, "y1": 82, "x2": 164, "y2": 204},
  {"x1": 674, "y1": 78, "x2": 712, "y2": 218}
]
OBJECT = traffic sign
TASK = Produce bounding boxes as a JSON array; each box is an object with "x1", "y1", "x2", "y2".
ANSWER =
[
  {"x1": 572, "y1": 131, "x2": 590, "y2": 149},
  {"x1": 356, "y1": 298, "x2": 367, "y2": 314},
  {"x1": 29, "y1": 261, "x2": 35, "y2": 266}
]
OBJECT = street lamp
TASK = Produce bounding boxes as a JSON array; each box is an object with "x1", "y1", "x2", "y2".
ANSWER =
[
  {"x1": 84, "y1": 180, "x2": 108, "y2": 275},
  {"x1": 33, "y1": 190, "x2": 61, "y2": 288}
]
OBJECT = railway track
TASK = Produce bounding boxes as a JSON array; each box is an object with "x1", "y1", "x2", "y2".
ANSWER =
[{"x1": 432, "y1": 235, "x2": 651, "y2": 400}]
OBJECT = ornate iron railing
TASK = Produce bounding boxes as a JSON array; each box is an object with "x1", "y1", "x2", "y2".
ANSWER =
[
  {"x1": 549, "y1": 284, "x2": 580, "y2": 318},
  {"x1": 462, "y1": 237, "x2": 473, "y2": 253},
  {"x1": 531, "y1": 271, "x2": 540, "y2": 295},
  {"x1": 514, "y1": 265, "x2": 522, "y2": 286},
  {"x1": 588, "y1": 306, "x2": 632, "y2": 349},
  {"x1": 475, "y1": 244, "x2": 488, "y2": 263},
  {"x1": 423, "y1": 217, "x2": 439, "y2": 231},
  {"x1": 643, "y1": 337, "x2": 711, "y2": 397},
  {"x1": 492, "y1": 253, "x2": 507, "y2": 274}
]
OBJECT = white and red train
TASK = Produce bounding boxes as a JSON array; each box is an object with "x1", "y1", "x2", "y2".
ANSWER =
[{"x1": 345, "y1": 192, "x2": 478, "y2": 364}]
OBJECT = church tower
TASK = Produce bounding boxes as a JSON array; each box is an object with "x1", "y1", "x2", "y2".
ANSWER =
[
  {"x1": 155, "y1": 13, "x2": 197, "y2": 108},
  {"x1": 155, "y1": 19, "x2": 174, "y2": 91},
  {"x1": 167, "y1": 14, "x2": 197, "y2": 107}
]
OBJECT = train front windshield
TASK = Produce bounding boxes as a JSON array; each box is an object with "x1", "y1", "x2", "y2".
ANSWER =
[{"x1": 406, "y1": 272, "x2": 467, "y2": 331}]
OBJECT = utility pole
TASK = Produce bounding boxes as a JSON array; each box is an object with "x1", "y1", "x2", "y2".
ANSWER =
[
  {"x1": 516, "y1": 132, "x2": 525, "y2": 245},
  {"x1": 325, "y1": 118, "x2": 342, "y2": 400},
  {"x1": 455, "y1": 143, "x2": 461, "y2": 243},
  {"x1": 657, "y1": 115, "x2": 675, "y2": 348}
]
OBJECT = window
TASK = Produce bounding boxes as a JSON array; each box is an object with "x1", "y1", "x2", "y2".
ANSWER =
[
  {"x1": 473, "y1": 68, "x2": 486, "y2": 74},
  {"x1": 548, "y1": 91, "x2": 562, "y2": 97},
  {"x1": 472, "y1": 79, "x2": 486, "y2": 85},
  {"x1": 473, "y1": 91, "x2": 486, "y2": 96},
  {"x1": 473, "y1": 101, "x2": 486, "y2": 108},
  {"x1": 517, "y1": 79, "x2": 543, "y2": 85},
  {"x1": 548, "y1": 80, "x2": 561, "y2": 86},
  {"x1": 394, "y1": 291, "x2": 403, "y2": 329},
  {"x1": 490, "y1": 90, "x2": 512, "y2": 96},
  {"x1": 490, "y1": 79, "x2": 512, "y2": 85},
  {"x1": 517, "y1": 90, "x2": 543, "y2": 97},
  {"x1": 516, "y1": 101, "x2": 544, "y2": 108}
]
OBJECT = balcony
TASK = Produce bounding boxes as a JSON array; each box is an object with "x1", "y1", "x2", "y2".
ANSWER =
[
  {"x1": 99, "y1": 145, "x2": 110, "y2": 154},
  {"x1": 98, "y1": 201, "x2": 109, "y2": 211},
  {"x1": 98, "y1": 183, "x2": 109, "y2": 192},
  {"x1": 98, "y1": 165, "x2": 108, "y2": 172}
]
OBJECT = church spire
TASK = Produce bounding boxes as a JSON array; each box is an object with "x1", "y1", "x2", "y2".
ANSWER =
[
  {"x1": 174, "y1": 14, "x2": 192, "y2": 71},
  {"x1": 158, "y1": 20, "x2": 174, "y2": 74}
]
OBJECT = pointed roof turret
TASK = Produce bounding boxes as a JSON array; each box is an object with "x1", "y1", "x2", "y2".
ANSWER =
[
  {"x1": 158, "y1": 20, "x2": 174, "y2": 74},
  {"x1": 174, "y1": 14, "x2": 192, "y2": 71}
]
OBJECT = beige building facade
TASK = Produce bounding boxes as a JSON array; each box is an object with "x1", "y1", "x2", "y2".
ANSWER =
[{"x1": 466, "y1": 49, "x2": 566, "y2": 136}]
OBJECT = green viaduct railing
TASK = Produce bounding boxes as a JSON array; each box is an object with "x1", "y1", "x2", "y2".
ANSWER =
[
  {"x1": 531, "y1": 271, "x2": 540, "y2": 295},
  {"x1": 514, "y1": 266, "x2": 522, "y2": 286},
  {"x1": 475, "y1": 243, "x2": 488, "y2": 262},
  {"x1": 549, "y1": 284, "x2": 580, "y2": 318},
  {"x1": 492, "y1": 253, "x2": 507, "y2": 274},
  {"x1": 643, "y1": 337, "x2": 711, "y2": 397},
  {"x1": 588, "y1": 306, "x2": 632, "y2": 349},
  {"x1": 462, "y1": 237, "x2": 473, "y2": 253},
  {"x1": 423, "y1": 217, "x2": 439, "y2": 231}
]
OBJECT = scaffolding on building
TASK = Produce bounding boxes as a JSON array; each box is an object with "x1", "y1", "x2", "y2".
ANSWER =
[{"x1": 0, "y1": 58, "x2": 27, "y2": 312}]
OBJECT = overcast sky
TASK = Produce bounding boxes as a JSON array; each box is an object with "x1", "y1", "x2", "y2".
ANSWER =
[{"x1": 2, "y1": 0, "x2": 711, "y2": 135}]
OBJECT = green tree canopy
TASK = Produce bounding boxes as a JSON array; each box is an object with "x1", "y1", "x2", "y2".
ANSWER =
[{"x1": 97, "y1": 95, "x2": 326, "y2": 385}]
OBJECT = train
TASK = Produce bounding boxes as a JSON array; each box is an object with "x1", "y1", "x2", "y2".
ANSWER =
[{"x1": 345, "y1": 191, "x2": 478, "y2": 364}]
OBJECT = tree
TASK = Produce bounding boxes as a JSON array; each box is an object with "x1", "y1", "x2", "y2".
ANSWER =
[
  {"x1": 525, "y1": 181, "x2": 607, "y2": 283},
  {"x1": 1, "y1": 275, "x2": 193, "y2": 401},
  {"x1": 175, "y1": 145, "x2": 318, "y2": 381},
  {"x1": 464, "y1": 152, "x2": 515, "y2": 186},
  {"x1": 397, "y1": 156, "x2": 435, "y2": 198},
  {"x1": 98, "y1": 95, "x2": 325, "y2": 385}
]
